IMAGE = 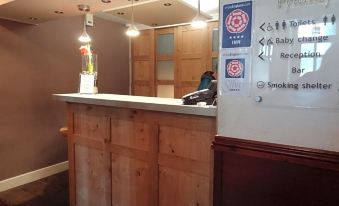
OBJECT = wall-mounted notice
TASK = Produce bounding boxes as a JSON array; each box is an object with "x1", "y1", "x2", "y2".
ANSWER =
[
  {"x1": 220, "y1": 49, "x2": 252, "y2": 96},
  {"x1": 219, "y1": 0, "x2": 253, "y2": 96},
  {"x1": 222, "y1": 1, "x2": 253, "y2": 48},
  {"x1": 248, "y1": 0, "x2": 339, "y2": 110}
]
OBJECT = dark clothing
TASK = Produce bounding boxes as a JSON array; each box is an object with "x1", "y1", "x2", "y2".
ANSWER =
[{"x1": 197, "y1": 72, "x2": 216, "y2": 91}]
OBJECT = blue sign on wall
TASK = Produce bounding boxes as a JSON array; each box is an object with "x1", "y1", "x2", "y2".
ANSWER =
[
  {"x1": 225, "y1": 58, "x2": 246, "y2": 78},
  {"x1": 222, "y1": 1, "x2": 252, "y2": 48}
]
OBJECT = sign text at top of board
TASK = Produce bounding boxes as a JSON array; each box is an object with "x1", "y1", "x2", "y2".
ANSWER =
[{"x1": 277, "y1": 0, "x2": 329, "y2": 8}]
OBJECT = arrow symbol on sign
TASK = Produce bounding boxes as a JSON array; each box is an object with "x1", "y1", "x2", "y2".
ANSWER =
[
  {"x1": 260, "y1": 23, "x2": 266, "y2": 31},
  {"x1": 258, "y1": 52, "x2": 264, "y2": 61},
  {"x1": 259, "y1": 37, "x2": 265, "y2": 46}
]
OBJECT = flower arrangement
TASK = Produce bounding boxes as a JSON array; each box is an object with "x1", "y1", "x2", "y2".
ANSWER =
[{"x1": 79, "y1": 44, "x2": 95, "y2": 74}]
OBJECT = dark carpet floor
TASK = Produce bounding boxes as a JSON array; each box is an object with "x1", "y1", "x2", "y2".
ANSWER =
[
  {"x1": 0, "y1": 200, "x2": 7, "y2": 206},
  {"x1": 0, "y1": 171, "x2": 69, "y2": 206}
]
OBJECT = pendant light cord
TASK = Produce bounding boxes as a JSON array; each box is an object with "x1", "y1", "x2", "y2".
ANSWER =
[
  {"x1": 131, "y1": 0, "x2": 135, "y2": 25},
  {"x1": 198, "y1": 0, "x2": 201, "y2": 16},
  {"x1": 83, "y1": 15, "x2": 87, "y2": 33}
]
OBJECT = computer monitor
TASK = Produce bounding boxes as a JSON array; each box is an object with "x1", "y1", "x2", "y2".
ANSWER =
[{"x1": 208, "y1": 80, "x2": 217, "y2": 93}]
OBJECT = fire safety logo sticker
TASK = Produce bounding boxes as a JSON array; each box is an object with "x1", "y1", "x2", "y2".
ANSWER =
[
  {"x1": 222, "y1": 1, "x2": 252, "y2": 48},
  {"x1": 226, "y1": 59, "x2": 245, "y2": 78}
]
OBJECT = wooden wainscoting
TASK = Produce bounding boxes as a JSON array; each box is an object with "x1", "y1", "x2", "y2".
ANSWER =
[
  {"x1": 213, "y1": 136, "x2": 339, "y2": 206},
  {"x1": 67, "y1": 103, "x2": 216, "y2": 206}
]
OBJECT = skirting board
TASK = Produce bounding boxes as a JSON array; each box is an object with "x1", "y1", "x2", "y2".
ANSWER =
[{"x1": 0, "y1": 161, "x2": 69, "y2": 192}]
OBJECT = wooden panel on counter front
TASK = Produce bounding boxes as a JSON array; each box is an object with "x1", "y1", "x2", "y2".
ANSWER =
[
  {"x1": 74, "y1": 145, "x2": 111, "y2": 206},
  {"x1": 159, "y1": 166, "x2": 209, "y2": 206},
  {"x1": 73, "y1": 111, "x2": 110, "y2": 142},
  {"x1": 158, "y1": 113, "x2": 215, "y2": 206},
  {"x1": 111, "y1": 154, "x2": 155, "y2": 206},
  {"x1": 110, "y1": 109, "x2": 158, "y2": 206},
  {"x1": 213, "y1": 136, "x2": 339, "y2": 206},
  {"x1": 158, "y1": 121, "x2": 213, "y2": 162},
  {"x1": 69, "y1": 104, "x2": 112, "y2": 206},
  {"x1": 67, "y1": 103, "x2": 216, "y2": 206}
]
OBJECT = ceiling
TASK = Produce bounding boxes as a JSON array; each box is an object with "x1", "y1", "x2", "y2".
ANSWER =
[
  {"x1": 0, "y1": 0, "x2": 219, "y2": 27},
  {"x1": 104, "y1": 0, "x2": 212, "y2": 27}
]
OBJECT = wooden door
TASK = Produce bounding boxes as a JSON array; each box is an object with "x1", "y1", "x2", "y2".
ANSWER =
[
  {"x1": 175, "y1": 25, "x2": 208, "y2": 98},
  {"x1": 132, "y1": 30, "x2": 155, "y2": 97},
  {"x1": 207, "y1": 21, "x2": 219, "y2": 73},
  {"x1": 155, "y1": 28, "x2": 176, "y2": 98}
]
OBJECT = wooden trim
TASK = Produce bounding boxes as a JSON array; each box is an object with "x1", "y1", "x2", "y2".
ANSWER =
[
  {"x1": 131, "y1": 29, "x2": 155, "y2": 96},
  {"x1": 155, "y1": 27, "x2": 176, "y2": 98},
  {"x1": 207, "y1": 21, "x2": 219, "y2": 70},
  {"x1": 0, "y1": 161, "x2": 68, "y2": 192},
  {"x1": 156, "y1": 55, "x2": 174, "y2": 61},
  {"x1": 150, "y1": 29, "x2": 156, "y2": 97},
  {"x1": 133, "y1": 80, "x2": 153, "y2": 86},
  {"x1": 211, "y1": 52, "x2": 219, "y2": 58},
  {"x1": 178, "y1": 81, "x2": 200, "y2": 87},
  {"x1": 158, "y1": 154, "x2": 210, "y2": 177},
  {"x1": 213, "y1": 136, "x2": 339, "y2": 206},
  {"x1": 67, "y1": 104, "x2": 76, "y2": 206},
  {"x1": 73, "y1": 136, "x2": 105, "y2": 150},
  {"x1": 213, "y1": 136, "x2": 339, "y2": 171},
  {"x1": 156, "y1": 80, "x2": 174, "y2": 85},
  {"x1": 107, "y1": 144, "x2": 151, "y2": 162},
  {"x1": 212, "y1": 151, "x2": 222, "y2": 206},
  {"x1": 155, "y1": 27, "x2": 174, "y2": 35},
  {"x1": 175, "y1": 24, "x2": 183, "y2": 96}
]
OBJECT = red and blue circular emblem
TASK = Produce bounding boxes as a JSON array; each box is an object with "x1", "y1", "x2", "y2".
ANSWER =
[
  {"x1": 225, "y1": 9, "x2": 249, "y2": 33},
  {"x1": 226, "y1": 60, "x2": 244, "y2": 78}
]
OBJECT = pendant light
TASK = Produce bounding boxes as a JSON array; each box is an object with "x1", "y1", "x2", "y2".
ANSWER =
[
  {"x1": 78, "y1": 5, "x2": 92, "y2": 43},
  {"x1": 78, "y1": 19, "x2": 91, "y2": 43},
  {"x1": 126, "y1": 0, "x2": 140, "y2": 37},
  {"x1": 191, "y1": 0, "x2": 207, "y2": 28}
]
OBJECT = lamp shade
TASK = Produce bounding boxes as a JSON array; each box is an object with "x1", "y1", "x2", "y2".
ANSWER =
[
  {"x1": 190, "y1": 0, "x2": 207, "y2": 29},
  {"x1": 126, "y1": 24, "x2": 140, "y2": 37},
  {"x1": 191, "y1": 15, "x2": 207, "y2": 28},
  {"x1": 78, "y1": 30, "x2": 91, "y2": 43}
]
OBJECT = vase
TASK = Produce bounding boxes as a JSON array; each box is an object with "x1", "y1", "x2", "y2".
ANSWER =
[{"x1": 79, "y1": 54, "x2": 98, "y2": 94}]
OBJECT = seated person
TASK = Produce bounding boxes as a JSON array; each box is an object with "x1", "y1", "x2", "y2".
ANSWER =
[{"x1": 197, "y1": 71, "x2": 216, "y2": 91}]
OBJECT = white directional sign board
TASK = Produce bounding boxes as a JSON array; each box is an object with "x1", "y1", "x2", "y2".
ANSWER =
[{"x1": 220, "y1": 0, "x2": 339, "y2": 110}]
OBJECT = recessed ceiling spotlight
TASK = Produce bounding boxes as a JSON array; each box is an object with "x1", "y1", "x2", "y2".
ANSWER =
[
  {"x1": 54, "y1": 10, "x2": 64, "y2": 14},
  {"x1": 151, "y1": 23, "x2": 158, "y2": 26},
  {"x1": 101, "y1": 0, "x2": 111, "y2": 3},
  {"x1": 78, "y1": 4, "x2": 90, "y2": 12},
  {"x1": 117, "y1": 12, "x2": 125, "y2": 15},
  {"x1": 164, "y1": 3, "x2": 172, "y2": 6},
  {"x1": 28, "y1": 17, "x2": 38, "y2": 20}
]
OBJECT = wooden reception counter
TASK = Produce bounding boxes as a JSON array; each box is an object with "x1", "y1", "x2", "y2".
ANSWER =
[{"x1": 54, "y1": 94, "x2": 216, "y2": 206}]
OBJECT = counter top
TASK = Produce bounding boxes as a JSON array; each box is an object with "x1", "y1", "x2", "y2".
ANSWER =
[{"x1": 54, "y1": 93, "x2": 216, "y2": 117}]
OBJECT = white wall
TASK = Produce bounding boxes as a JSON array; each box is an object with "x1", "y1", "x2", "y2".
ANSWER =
[{"x1": 218, "y1": 0, "x2": 339, "y2": 152}]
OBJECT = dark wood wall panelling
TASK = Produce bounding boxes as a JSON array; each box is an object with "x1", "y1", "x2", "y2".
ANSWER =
[{"x1": 213, "y1": 136, "x2": 339, "y2": 206}]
